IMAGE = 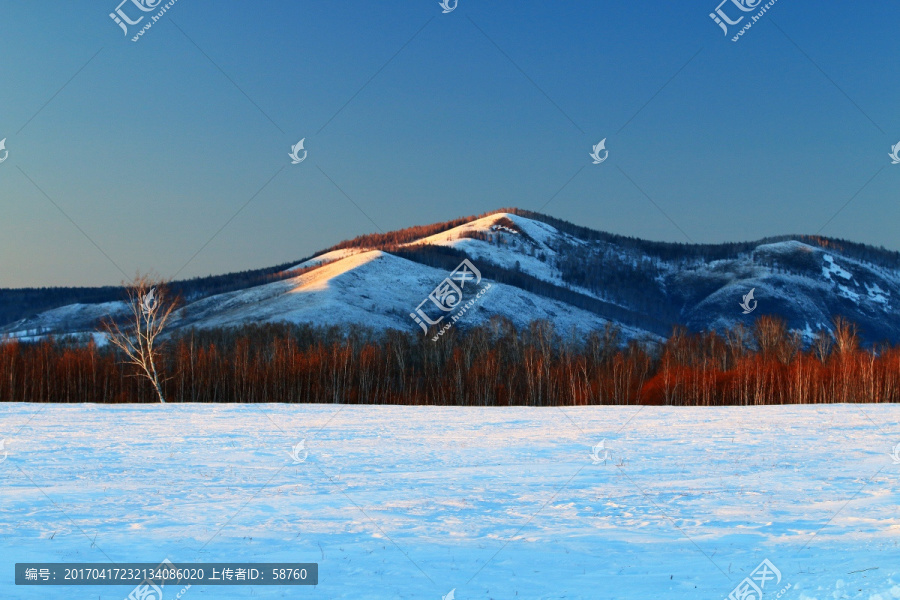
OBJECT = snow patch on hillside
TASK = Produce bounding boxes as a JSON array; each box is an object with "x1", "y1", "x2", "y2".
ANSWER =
[
  {"x1": 865, "y1": 282, "x2": 889, "y2": 305},
  {"x1": 823, "y1": 254, "x2": 854, "y2": 281}
]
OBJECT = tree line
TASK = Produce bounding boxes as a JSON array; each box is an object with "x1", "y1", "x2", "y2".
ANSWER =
[
  {"x1": 504, "y1": 208, "x2": 900, "y2": 270},
  {"x1": 1, "y1": 315, "x2": 898, "y2": 405}
]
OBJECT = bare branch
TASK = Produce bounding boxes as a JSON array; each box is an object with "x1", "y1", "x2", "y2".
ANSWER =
[{"x1": 100, "y1": 274, "x2": 179, "y2": 403}]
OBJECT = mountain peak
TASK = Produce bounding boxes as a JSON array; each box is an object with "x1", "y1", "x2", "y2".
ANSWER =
[{"x1": 4, "y1": 210, "x2": 900, "y2": 345}]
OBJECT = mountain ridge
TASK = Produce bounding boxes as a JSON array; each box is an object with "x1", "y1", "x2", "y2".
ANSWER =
[{"x1": 4, "y1": 209, "x2": 900, "y2": 344}]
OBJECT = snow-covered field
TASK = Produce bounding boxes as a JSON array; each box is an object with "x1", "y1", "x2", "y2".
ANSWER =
[{"x1": 1, "y1": 403, "x2": 899, "y2": 599}]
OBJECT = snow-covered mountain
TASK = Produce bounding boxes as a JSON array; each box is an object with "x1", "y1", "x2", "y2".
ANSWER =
[{"x1": 5, "y1": 209, "x2": 900, "y2": 344}]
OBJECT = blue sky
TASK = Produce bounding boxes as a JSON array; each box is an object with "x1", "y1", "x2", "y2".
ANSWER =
[{"x1": 1, "y1": 0, "x2": 898, "y2": 287}]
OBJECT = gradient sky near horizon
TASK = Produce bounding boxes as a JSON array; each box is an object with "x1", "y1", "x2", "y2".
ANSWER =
[{"x1": 1, "y1": 0, "x2": 898, "y2": 288}]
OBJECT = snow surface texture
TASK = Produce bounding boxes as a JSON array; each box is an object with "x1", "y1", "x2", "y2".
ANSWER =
[{"x1": 1, "y1": 404, "x2": 899, "y2": 599}]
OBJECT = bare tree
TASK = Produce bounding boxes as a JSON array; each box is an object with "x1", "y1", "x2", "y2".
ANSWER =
[
  {"x1": 811, "y1": 329, "x2": 833, "y2": 363},
  {"x1": 832, "y1": 316, "x2": 860, "y2": 355},
  {"x1": 752, "y1": 315, "x2": 788, "y2": 357},
  {"x1": 102, "y1": 275, "x2": 178, "y2": 403}
]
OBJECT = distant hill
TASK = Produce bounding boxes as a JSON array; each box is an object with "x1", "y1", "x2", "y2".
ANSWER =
[{"x1": 4, "y1": 209, "x2": 900, "y2": 344}]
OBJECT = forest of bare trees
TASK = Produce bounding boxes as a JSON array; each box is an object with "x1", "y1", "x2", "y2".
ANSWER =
[{"x1": 1, "y1": 315, "x2": 898, "y2": 405}]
